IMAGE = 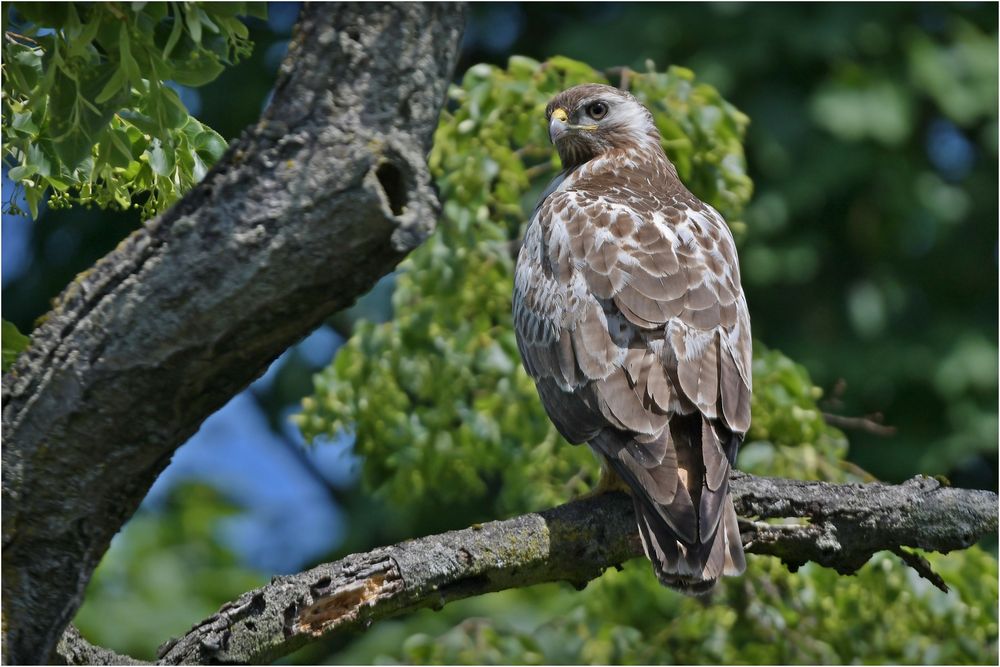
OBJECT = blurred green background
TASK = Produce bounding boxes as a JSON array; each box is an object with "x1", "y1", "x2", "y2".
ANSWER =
[{"x1": 2, "y1": 2, "x2": 997, "y2": 664}]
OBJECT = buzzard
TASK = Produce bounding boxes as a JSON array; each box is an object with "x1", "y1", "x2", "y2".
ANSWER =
[{"x1": 513, "y1": 84, "x2": 751, "y2": 594}]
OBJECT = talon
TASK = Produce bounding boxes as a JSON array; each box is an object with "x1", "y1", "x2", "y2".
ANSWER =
[{"x1": 574, "y1": 458, "x2": 630, "y2": 501}]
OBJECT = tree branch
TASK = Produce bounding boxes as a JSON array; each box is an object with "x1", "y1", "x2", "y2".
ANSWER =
[
  {"x1": 822, "y1": 411, "x2": 897, "y2": 436},
  {"x1": 1, "y1": 4, "x2": 467, "y2": 662},
  {"x1": 729, "y1": 472, "x2": 994, "y2": 574},
  {"x1": 58, "y1": 473, "x2": 993, "y2": 665},
  {"x1": 54, "y1": 627, "x2": 149, "y2": 666}
]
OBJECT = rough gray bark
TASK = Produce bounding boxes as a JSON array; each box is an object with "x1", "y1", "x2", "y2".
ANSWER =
[
  {"x1": 53, "y1": 472, "x2": 995, "y2": 665},
  {"x1": 730, "y1": 472, "x2": 995, "y2": 581},
  {"x1": 0, "y1": 4, "x2": 467, "y2": 663},
  {"x1": 54, "y1": 628, "x2": 149, "y2": 667}
]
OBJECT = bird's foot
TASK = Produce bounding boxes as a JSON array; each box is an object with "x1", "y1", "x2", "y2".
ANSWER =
[{"x1": 573, "y1": 459, "x2": 631, "y2": 502}]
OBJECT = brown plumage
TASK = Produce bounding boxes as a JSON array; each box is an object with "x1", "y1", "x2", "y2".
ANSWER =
[{"x1": 513, "y1": 83, "x2": 752, "y2": 594}]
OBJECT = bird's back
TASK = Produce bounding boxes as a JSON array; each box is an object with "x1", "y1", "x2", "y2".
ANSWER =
[{"x1": 514, "y1": 86, "x2": 751, "y2": 593}]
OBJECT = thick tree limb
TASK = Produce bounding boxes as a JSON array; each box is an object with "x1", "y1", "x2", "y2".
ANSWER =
[
  {"x1": 58, "y1": 473, "x2": 992, "y2": 666},
  {"x1": 1, "y1": 4, "x2": 466, "y2": 663}
]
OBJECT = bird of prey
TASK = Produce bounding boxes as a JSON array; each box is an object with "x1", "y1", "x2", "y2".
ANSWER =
[{"x1": 513, "y1": 83, "x2": 751, "y2": 594}]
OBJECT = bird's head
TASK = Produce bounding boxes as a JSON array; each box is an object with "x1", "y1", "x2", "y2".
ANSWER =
[{"x1": 545, "y1": 83, "x2": 659, "y2": 168}]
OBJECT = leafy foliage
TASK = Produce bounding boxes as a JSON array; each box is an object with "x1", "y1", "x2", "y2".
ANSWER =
[{"x1": 2, "y1": 2, "x2": 263, "y2": 218}]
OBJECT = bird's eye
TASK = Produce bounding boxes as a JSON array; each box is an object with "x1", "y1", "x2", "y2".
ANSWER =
[{"x1": 587, "y1": 101, "x2": 609, "y2": 120}]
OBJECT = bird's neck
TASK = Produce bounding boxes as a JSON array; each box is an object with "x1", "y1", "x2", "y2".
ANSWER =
[{"x1": 569, "y1": 142, "x2": 677, "y2": 183}]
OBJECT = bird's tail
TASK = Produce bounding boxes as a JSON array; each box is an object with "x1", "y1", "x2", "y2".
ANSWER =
[
  {"x1": 632, "y1": 489, "x2": 744, "y2": 595},
  {"x1": 594, "y1": 414, "x2": 746, "y2": 595}
]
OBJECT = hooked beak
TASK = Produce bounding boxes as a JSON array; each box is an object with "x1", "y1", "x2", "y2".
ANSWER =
[
  {"x1": 549, "y1": 107, "x2": 597, "y2": 143},
  {"x1": 549, "y1": 107, "x2": 569, "y2": 143}
]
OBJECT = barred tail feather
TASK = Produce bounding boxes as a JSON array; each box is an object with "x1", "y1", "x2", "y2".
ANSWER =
[
  {"x1": 633, "y1": 491, "x2": 744, "y2": 595},
  {"x1": 594, "y1": 415, "x2": 746, "y2": 595}
]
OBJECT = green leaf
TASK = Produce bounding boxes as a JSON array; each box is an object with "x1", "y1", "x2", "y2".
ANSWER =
[
  {"x1": 194, "y1": 129, "x2": 226, "y2": 161},
  {"x1": 147, "y1": 140, "x2": 173, "y2": 176},
  {"x1": 43, "y1": 172, "x2": 72, "y2": 192},
  {"x1": 24, "y1": 184, "x2": 42, "y2": 218},
  {"x1": 221, "y1": 16, "x2": 249, "y2": 41},
  {"x1": 162, "y1": 9, "x2": 183, "y2": 59},
  {"x1": 6, "y1": 47, "x2": 43, "y2": 92},
  {"x1": 196, "y1": 7, "x2": 220, "y2": 35},
  {"x1": 95, "y1": 65, "x2": 127, "y2": 104},
  {"x1": 206, "y1": 3, "x2": 248, "y2": 18},
  {"x1": 13, "y1": 44, "x2": 44, "y2": 70},
  {"x1": 25, "y1": 142, "x2": 53, "y2": 177},
  {"x1": 51, "y1": 128, "x2": 95, "y2": 171},
  {"x1": 44, "y1": 67, "x2": 80, "y2": 139},
  {"x1": 2, "y1": 319, "x2": 31, "y2": 372},
  {"x1": 66, "y1": 10, "x2": 102, "y2": 57},
  {"x1": 157, "y1": 86, "x2": 190, "y2": 129},
  {"x1": 183, "y1": 5, "x2": 202, "y2": 44},
  {"x1": 168, "y1": 53, "x2": 224, "y2": 87},
  {"x1": 245, "y1": 3, "x2": 269, "y2": 20},
  {"x1": 10, "y1": 112, "x2": 40, "y2": 136},
  {"x1": 8, "y1": 164, "x2": 39, "y2": 181},
  {"x1": 109, "y1": 127, "x2": 136, "y2": 166},
  {"x1": 190, "y1": 150, "x2": 207, "y2": 182},
  {"x1": 117, "y1": 110, "x2": 159, "y2": 135},
  {"x1": 119, "y1": 26, "x2": 143, "y2": 87}
]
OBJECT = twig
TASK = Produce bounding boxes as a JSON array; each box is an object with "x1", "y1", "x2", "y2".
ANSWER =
[
  {"x1": 604, "y1": 66, "x2": 634, "y2": 92},
  {"x1": 823, "y1": 412, "x2": 897, "y2": 437},
  {"x1": 524, "y1": 162, "x2": 554, "y2": 181},
  {"x1": 5, "y1": 31, "x2": 40, "y2": 46},
  {"x1": 836, "y1": 458, "x2": 880, "y2": 482},
  {"x1": 890, "y1": 546, "x2": 949, "y2": 593},
  {"x1": 513, "y1": 144, "x2": 549, "y2": 159}
]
